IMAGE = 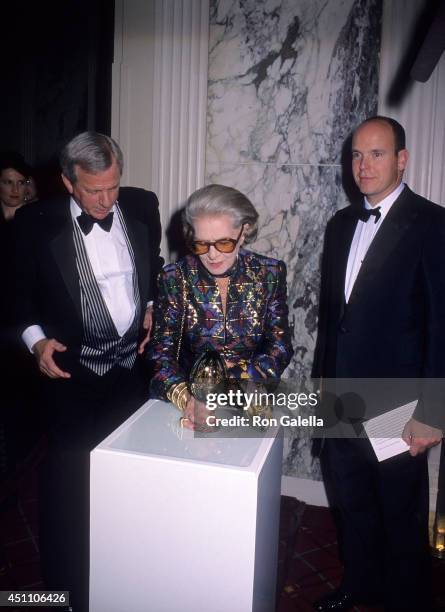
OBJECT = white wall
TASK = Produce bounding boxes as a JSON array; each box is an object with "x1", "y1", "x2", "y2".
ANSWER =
[{"x1": 112, "y1": 0, "x2": 209, "y2": 259}]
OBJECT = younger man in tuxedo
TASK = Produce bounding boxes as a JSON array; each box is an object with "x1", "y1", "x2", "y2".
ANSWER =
[
  {"x1": 313, "y1": 117, "x2": 444, "y2": 611},
  {"x1": 14, "y1": 132, "x2": 163, "y2": 611}
]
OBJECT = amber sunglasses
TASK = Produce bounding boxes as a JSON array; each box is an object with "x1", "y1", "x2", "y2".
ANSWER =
[{"x1": 189, "y1": 225, "x2": 244, "y2": 255}]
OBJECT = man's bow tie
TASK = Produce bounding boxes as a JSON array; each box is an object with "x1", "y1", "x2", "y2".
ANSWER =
[
  {"x1": 77, "y1": 211, "x2": 114, "y2": 235},
  {"x1": 357, "y1": 206, "x2": 381, "y2": 224}
]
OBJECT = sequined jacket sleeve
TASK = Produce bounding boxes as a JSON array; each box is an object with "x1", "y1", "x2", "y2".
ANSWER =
[
  {"x1": 148, "y1": 263, "x2": 188, "y2": 400},
  {"x1": 246, "y1": 260, "x2": 293, "y2": 380}
]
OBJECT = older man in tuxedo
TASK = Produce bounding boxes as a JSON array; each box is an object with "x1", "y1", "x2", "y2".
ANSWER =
[
  {"x1": 313, "y1": 116, "x2": 444, "y2": 612},
  {"x1": 14, "y1": 132, "x2": 163, "y2": 611}
]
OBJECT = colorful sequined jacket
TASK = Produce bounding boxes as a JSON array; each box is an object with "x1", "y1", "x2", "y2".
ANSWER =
[{"x1": 148, "y1": 248, "x2": 294, "y2": 399}]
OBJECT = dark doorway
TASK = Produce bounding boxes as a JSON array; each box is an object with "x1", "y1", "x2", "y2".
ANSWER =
[{"x1": 0, "y1": 0, "x2": 115, "y2": 197}]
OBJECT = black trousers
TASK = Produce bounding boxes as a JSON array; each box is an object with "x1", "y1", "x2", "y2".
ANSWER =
[
  {"x1": 39, "y1": 361, "x2": 148, "y2": 612},
  {"x1": 322, "y1": 438, "x2": 431, "y2": 611},
  {"x1": 0, "y1": 327, "x2": 43, "y2": 478}
]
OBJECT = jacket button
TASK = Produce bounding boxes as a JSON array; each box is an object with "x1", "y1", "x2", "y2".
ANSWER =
[{"x1": 339, "y1": 325, "x2": 348, "y2": 333}]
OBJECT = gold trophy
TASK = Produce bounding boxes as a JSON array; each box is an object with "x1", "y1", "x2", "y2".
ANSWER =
[{"x1": 189, "y1": 350, "x2": 228, "y2": 403}]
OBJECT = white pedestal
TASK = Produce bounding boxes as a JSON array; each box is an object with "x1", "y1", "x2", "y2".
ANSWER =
[{"x1": 90, "y1": 399, "x2": 283, "y2": 612}]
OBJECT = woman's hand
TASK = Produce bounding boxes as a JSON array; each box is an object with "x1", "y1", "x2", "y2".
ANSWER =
[{"x1": 182, "y1": 395, "x2": 213, "y2": 431}]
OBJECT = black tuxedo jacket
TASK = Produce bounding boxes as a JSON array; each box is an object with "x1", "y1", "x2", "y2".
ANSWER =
[
  {"x1": 14, "y1": 187, "x2": 163, "y2": 370},
  {"x1": 313, "y1": 186, "x2": 445, "y2": 429}
]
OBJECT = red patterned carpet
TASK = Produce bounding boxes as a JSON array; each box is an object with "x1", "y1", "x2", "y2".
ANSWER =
[
  {"x1": 276, "y1": 496, "x2": 445, "y2": 612},
  {"x1": 1, "y1": 442, "x2": 444, "y2": 611}
]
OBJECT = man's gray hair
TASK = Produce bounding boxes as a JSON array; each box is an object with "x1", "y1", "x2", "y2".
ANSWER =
[
  {"x1": 183, "y1": 184, "x2": 259, "y2": 244},
  {"x1": 60, "y1": 132, "x2": 124, "y2": 183}
]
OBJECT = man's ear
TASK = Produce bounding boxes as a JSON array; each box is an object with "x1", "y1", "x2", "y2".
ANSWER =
[
  {"x1": 61, "y1": 173, "x2": 74, "y2": 194},
  {"x1": 397, "y1": 149, "x2": 409, "y2": 173}
]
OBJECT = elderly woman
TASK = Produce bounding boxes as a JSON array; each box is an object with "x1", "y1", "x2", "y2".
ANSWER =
[{"x1": 148, "y1": 184, "x2": 293, "y2": 428}]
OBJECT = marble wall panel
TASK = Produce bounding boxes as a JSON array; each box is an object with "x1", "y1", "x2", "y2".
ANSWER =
[
  {"x1": 206, "y1": 0, "x2": 382, "y2": 479},
  {"x1": 207, "y1": 0, "x2": 382, "y2": 166}
]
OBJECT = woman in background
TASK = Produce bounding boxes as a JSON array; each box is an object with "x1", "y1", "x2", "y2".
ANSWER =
[
  {"x1": 0, "y1": 152, "x2": 33, "y2": 222},
  {"x1": 148, "y1": 184, "x2": 293, "y2": 429},
  {"x1": 0, "y1": 153, "x2": 41, "y2": 480},
  {"x1": 0, "y1": 152, "x2": 34, "y2": 330}
]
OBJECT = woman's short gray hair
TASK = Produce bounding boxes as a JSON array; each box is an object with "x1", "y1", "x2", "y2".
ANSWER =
[
  {"x1": 183, "y1": 184, "x2": 259, "y2": 244},
  {"x1": 60, "y1": 132, "x2": 124, "y2": 183}
]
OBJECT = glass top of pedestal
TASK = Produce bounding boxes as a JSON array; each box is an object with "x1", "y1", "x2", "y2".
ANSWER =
[{"x1": 105, "y1": 399, "x2": 272, "y2": 467}]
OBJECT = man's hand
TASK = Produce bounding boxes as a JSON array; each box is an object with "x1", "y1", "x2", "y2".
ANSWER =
[
  {"x1": 402, "y1": 417, "x2": 442, "y2": 457},
  {"x1": 32, "y1": 338, "x2": 71, "y2": 379},
  {"x1": 138, "y1": 305, "x2": 153, "y2": 354}
]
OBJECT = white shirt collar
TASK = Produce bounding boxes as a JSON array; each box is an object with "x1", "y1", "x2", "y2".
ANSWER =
[
  {"x1": 69, "y1": 196, "x2": 117, "y2": 222},
  {"x1": 364, "y1": 182, "x2": 405, "y2": 212}
]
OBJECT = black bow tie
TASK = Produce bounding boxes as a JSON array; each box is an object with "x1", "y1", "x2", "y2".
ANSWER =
[
  {"x1": 77, "y1": 211, "x2": 114, "y2": 235},
  {"x1": 357, "y1": 206, "x2": 381, "y2": 224}
]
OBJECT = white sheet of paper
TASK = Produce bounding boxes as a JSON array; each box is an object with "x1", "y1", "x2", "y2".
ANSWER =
[{"x1": 363, "y1": 399, "x2": 417, "y2": 461}]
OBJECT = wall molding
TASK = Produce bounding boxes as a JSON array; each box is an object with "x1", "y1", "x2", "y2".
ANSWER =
[{"x1": 112, "y1": 0, "x2": 210, "y2": 258}]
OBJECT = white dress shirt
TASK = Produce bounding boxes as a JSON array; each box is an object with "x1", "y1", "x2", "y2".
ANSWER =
[
  {"x1": 22, "y1": 198, "x2": 136, "y2": 352},
  {"x1": 344, "y1": 182, "x2": 405, "y2": 303}
]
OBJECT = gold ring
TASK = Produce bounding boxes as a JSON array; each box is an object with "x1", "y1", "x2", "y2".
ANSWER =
[{"x1": 180, "y1": 417, "x2": 190, "y2": 427}]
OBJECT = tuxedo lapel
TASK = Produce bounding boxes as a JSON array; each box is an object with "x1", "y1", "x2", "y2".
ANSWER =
[
  {"x1": 332, "y1": 210, "x2": 357, "y2": 316},
  {"x1": 119, "y1": 205, "x2": 150, "y2": 305},
  {"x1": 48, "y1": 199, "x2": 83, "y2": 321},
  {"x1": 47, "y1": 196, "x2": 150, "y2": 325},
  {"x1": 349, "y1": 187, "x2": 419, "y2": 300}
]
